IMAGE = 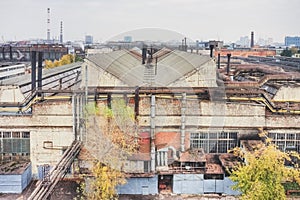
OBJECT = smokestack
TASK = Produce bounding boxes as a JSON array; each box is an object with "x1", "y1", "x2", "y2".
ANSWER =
[
  {"x1": 250, "y1": 31, "x2": 254, "y2": 48},
  {"x1": 184, "y1": 37, "x2": 187, "y2": 52},
  {"x1": 227, "y1": 53, "x2": 231, "y2": 75},
  {"x1": 31, "y1": 51, "x2": 37, "y2": 93},
  {"x1": 209, "y1": 45, "x2": 214, "y2": 58},
  {"x1": 37, "y1": 52, "x2": 43, "y2": 96},
  {"x1": 47, "y1": 8, "x2": 51, "y2": 42},
  {"x1": 60, "y1": 21, "x2": 63, "y2": 44}
]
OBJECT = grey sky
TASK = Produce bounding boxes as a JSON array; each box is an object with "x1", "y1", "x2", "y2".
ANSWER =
[{"x1": 0, "y1": 0, "x2": 299, "y2": 43}]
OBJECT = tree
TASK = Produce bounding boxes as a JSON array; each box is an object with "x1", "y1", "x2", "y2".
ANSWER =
[
  {"x1": 230, "y1": 143, "x2": 300, "y2": 200},
  {"x1": 281, "y1": 49, "x2": 292, "y2": 57},
  {"x1": 44, "y1": 54, "x2": 75, "y2": 69},
  {"x1": 79, "y1": 99, "x2": 139, "y2": 199}
]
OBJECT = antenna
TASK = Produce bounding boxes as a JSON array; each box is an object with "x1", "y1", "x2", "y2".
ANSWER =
[
  {"x1": 60, "y1": 21, "x2": 63, "y2": 44},
  {"x1": 47, "y1": 8, "x2": 51, "y2": 41}
]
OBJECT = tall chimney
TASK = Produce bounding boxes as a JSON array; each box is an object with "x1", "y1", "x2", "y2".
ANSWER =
[
  {"x1": 227, "y1": 53, "x2": 231, "y2": 75},
  {"x1": 47, "y1": 8, "x2": 51, "y2": 42},
  {"x1": 31, "y1": 51, "x2": 37, "y2": 93},
  {"x1": 60, "y1": 21, "x2": 63, "y2": 44},
  {"x1": 250, "y1": 31, "x2": 254, "y2": 48},
  {"x1": 37, "y1": 52, "x2": 43, "y2": 96}
]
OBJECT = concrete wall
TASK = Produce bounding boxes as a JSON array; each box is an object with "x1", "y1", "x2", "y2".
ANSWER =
[
  {"x1": 0, "y1": 101, "x2": 74, "y2": 177},
  {"x1": 273, "y1": 86, "x2": 300, "y2": 101},
  {"x1": 0, "y1": 163, "x2": 32, "y2": 193},
  {"x1": 139, "y1": 98, "x2": 266, "y2": 128},
  {"x1": 117, "y1": 176, "x2": 158, "y2": 195}
]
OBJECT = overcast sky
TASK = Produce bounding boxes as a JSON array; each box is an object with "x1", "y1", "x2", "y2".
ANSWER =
[{"x1": 0, "y1": 0, "x2": 299, "y2": 43}]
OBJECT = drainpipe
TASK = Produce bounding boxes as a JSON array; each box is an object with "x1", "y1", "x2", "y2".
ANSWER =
[
  {"x1": 209, "y1": 45, "x2": 214, "y2": 58},
  {"x1": 181, "y1": 93, "x2": 186, "y2": 152},
  {"x1": 227, "y1": 53, "x2": 231, "y2": 75},
  {"x1": 37, "y1": 52, "x2": 43, "y2": 97},
  {"x1": 150, "y1": 94, "x2": 156, "y2": 172},
  {"x1": 31, "y1": 51, "x2": 36, "y2": 93},
  {"x1": 217, "y1": 53, "x2": 221, "y2": 69}
]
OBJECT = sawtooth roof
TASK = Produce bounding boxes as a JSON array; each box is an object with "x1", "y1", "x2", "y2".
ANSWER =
[{"x1": 86, "y1": 49, "x2": 212, "y2": 87}]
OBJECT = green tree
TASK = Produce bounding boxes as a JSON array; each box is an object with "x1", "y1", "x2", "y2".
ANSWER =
[
  {"x1": 230, "y1": 144, "x2": 300, "y2": 200},
  {"x1": 79, "y1": 99, "x2": 139, "y2": 199},
  {"x1": 281, "y1": 49, "x2": 292, "y2": 57}
]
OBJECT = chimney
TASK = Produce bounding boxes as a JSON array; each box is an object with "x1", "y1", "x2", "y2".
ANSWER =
[
  {"x1": 47, "y1": 8, "x2": 51, "y2": 42},
  {"x1": 31, "y1": 51, "x2": 37, "y2": 93},
  {"x1": 37, "y1": 52, "x2": 43, "y2": 96},
  {"x1": 209, "y1": 45, "x2": 214, "y2": 58},
  {"x1": 251, "y1": 31, "x2": 254, "y2": 48},
  {"x1": 227, "y1": 53, "x2": 231, "y2": 75},
  {"x1": 60, "y1": 21, "x2": 63, "y2": 44}
]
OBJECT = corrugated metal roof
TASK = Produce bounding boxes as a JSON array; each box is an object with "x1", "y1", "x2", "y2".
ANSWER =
[
  {"x1": 87, "y1": 49, "x2": 212, "y2": 87},
  {"x1": 1, "y1": 62, "x2": 82, "y2": 86}
]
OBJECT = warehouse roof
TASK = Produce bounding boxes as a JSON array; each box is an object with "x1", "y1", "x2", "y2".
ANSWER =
[{"x1": 86, "y1": 49, "x2": 212, "y2": 87}]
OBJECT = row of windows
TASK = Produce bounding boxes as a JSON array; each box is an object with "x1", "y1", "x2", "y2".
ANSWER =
[
  {"x1": 268, "y1": 133, "x2": 300, "y2": 153},
  {"x1": 0, "y1": 131, "x2": 30, "y2": 155},
  {"x1": 190, "y1": 132, "x2": 238, "y2": 153},
  {"x1": 0, "y1": 131, "x2": 30, "y2": 138}
]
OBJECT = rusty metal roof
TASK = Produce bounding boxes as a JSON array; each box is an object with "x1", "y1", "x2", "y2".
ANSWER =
[{"x1": 179, "y1": 149, "x2": 206, "y2": 163}]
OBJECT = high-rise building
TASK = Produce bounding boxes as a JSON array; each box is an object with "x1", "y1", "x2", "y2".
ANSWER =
[
  {"x1": 85, "y1": 35, "x2": 93, "y2": 44},
  {"x1": 285, "y1": 36, "x2": 300, "y2": 47}
]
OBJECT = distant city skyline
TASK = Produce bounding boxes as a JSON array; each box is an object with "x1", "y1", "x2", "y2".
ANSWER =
[{"x1": 0, "y1": 0, "x2": 299, "y2": 43}]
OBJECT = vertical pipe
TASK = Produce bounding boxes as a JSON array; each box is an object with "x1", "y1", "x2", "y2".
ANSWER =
[
  {"x1": 134, "y1": 86, "x2": 140, "y2": 121},
  {"x1": 37, "y1": 52, "x2": 43, "y2": 96},
  {"x1": 227, "y1": 53, "x2": 231, "y2": 75},
  {"x1": 107, "y1": 93, "x2": 112, "y2": 109},
  {"x1": 31, "y1": 51, "x2": 37, "y2": 93},
  {"x1": 217, "y1": 53, "x2": 221, "y2": 69},
  {"x1": 9, "y1": 45, "x2": 12, "y2": 60},
  {"x1": 142, "y1": 46, "x2": 147, "y2": 64},
  {"x1": 209, "y1": 45, "x2": 214, "y2": 58},
  {"x1": 150, "y1": 94, "x2": 156, "y2": 172},
  {"x1": 164, "y1": 151, "x2": 168, "y2": 166},
  {"x1": 72, "y1": 95, "x2": 76, "y2": 141},
  {"x1": 2, "y1": 47, "x2": 5, "y2": 60},
  {"x1": 85, "y1": 65, "x2": 88, "y2": 104},
  {"x1": 181, "y1": 93, "x2": 186, "y2": 152}
]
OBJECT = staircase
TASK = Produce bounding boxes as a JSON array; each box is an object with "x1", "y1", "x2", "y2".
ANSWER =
[{"x1": 143, "y1": 64, "x2": 155, "y2": 85}]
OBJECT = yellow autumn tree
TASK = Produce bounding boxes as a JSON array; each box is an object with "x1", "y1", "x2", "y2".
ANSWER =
[
  {"x1": 79, "y1": 99, "x2": 139, "y2": 199},
  {"x1": 44, "y1": 54, "x2": 75, "y2": 69},
  {"x1": 230, "y1": 143, "x2": 300, "y2": 200}
]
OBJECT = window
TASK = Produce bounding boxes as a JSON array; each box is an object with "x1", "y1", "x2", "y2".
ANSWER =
[
  {"x1": 190, "y1": 132, "x2": 238, "y2": 153},
  {"x1": 269, "y1": 133, "x2": 300, "y2": 153},
  {"x1": 0, "y1": 131, "x2": 30, "y2": 156}
]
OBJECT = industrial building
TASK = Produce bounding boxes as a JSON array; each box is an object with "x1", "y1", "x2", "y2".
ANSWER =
[{"x1": 0, "y1": 46, "x2": 300, "y2": 197}]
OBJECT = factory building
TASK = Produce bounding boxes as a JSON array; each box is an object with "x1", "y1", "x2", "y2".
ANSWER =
[{"x1": 0, "y1": 47, "x2": 300, "y2": 196}]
